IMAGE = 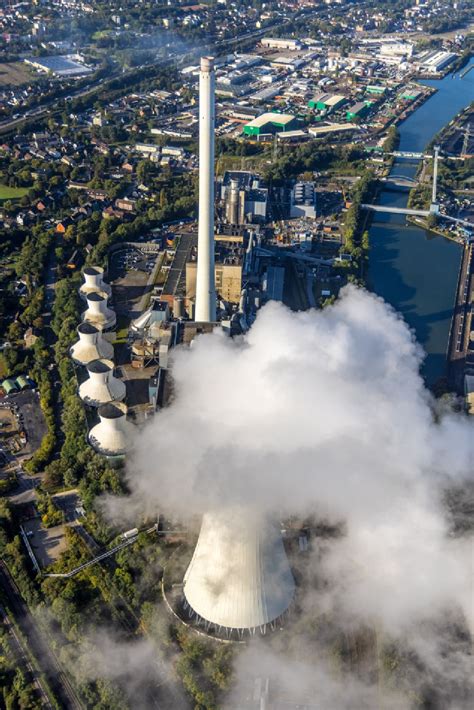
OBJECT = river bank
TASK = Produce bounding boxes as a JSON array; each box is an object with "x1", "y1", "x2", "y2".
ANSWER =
[{"x1": 368, "y1": 57, "x2": 474, "y2": 386}]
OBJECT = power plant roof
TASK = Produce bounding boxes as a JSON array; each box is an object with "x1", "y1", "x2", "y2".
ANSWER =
[{"x1": 183, "y1": 511, "x2": 295, "y2": 632}]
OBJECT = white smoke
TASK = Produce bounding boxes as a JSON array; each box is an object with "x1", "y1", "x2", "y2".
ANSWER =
[{"x1": 103, "y1": 285, "x2": 473, "y2": 706}]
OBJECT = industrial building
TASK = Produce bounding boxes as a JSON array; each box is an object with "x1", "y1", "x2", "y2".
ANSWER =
[
  {"x1": 183, "y1": 511, "x2": 295, "y2": 637},
  {"x1": 220, "y1": 171, "x2": 268, "y2": 225},
  {"x1": 261, "y1": 38, "x2": 301, "y2": 51},
  {"x1": 416, "y1": 50, "x2": 457, "y2": 74},
  {"x1": 291, "y1": 182, "x2": 317, "y2": 220},
  {"x1": 346, "y1": 101, "x2": 371, "y2": 121},
  {"x1": 262, "y1": 266, "x2": 285, "y2": 302},
  {"x1": 186, "y1": 241, "x2": 244, "y2": 306},
  {"x1": 365, "y1": 85, "x2": 387, "y2": 96},
  {"x1": 24, "y1": 55, "x2": 92, "y2": 77},
  {"x1": 243, "y1": 112, "x2": 297, "y2": 137},
  {"x1": 308, "y1": 122, "x2": 360, "y2": 138},
  {"x1": 308, "y1": 93, "x2": 346, "y2": 112},
  {"x1": 131, "y1": 300, "x2": 170, "y2": 333}
]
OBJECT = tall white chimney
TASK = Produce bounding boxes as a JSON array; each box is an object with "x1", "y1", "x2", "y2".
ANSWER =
[
  {"x1": 70, "y1": 322, "x2": 114, "y2": 366},
  {"x1": 82, "y1": 290, "x2": 116, "y2": 330},
  {"x1": 88, "y1": 402, "x2": 133, "y2": 457},
  {"x1": 78, "y1": 358, "x2": 126, "y2": 408},
  {"x1": 79, "y1": 266, "x2": 112, "y2": 301},
  {"x1": 195, "y1": 56, "x2": 217, "y2": 323}
]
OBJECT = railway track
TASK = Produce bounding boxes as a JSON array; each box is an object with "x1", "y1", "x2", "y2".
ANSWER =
[{"x1": 0, "y1": 561, "x2": 84, "y2": 710}]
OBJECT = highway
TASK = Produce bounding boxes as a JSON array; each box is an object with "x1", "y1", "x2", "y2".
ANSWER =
[{"x1": 0, "y1": 561, "x2": 84, "y2": 709}]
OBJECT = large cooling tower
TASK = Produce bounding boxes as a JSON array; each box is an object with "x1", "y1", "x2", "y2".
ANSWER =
[
  {"x1": 79, "y1": 266, "x2": 112, "y2": 301},
  {"x1": 88, "y1": 402, "x2": 133, "y2": 457},
  {"x1": 78, "y1": 358, "x2": 125, "y2": 408},
  {"x1": 70, "y1": 322, "x2": 114, "y2": 366},
  {"x1": 82, "y1": 290, "x2": 116, "y2": 330},
  {"x1": 194, "y1": 56, "x2": 217, "y2": 323},
  {"x1": 183, "y1": 510, "x2": 295, "y2": 635}
]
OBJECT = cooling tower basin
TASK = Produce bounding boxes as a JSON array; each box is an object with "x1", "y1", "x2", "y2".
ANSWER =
[
  {"x1": 88, "y1": 401, "x2": 133, "y2": 457},
  {"x1": 82, "y1": 290, "x2": 116, "y2": 330},
  {"x1": 70, "y1": 322, "x2": 114, "y2": 366},
  {"x1": 79, "y1": 265, "x2": 112, "y2": 300},
  {"x1": 78, "y1": 358, "x2": 126, "y2": 408},
  {"x1": 183, "y1": 510, "x2": 295, "y2": 636}
]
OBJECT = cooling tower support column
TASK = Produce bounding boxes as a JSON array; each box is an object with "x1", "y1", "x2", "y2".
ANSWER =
[{"x1": 195, "y1": 56, "x2": 217, "y2": 323}]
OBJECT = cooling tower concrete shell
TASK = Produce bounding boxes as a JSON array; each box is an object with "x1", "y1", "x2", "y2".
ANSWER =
[
  {"x1": 88, "y1": 402, "x2": 132, "y2": 457},
  {"x1": 82, "y1": 290, "x2": 116, "y2": 330},
  {"x1": 78, "y1": 358, "x2": 126, "y2": 407},
  {"x1": 79, "y1": 266, "x2": 112, "y2": 300},
  {"x1": 70, "y1": 322, "x2": 114, "y2": 366},
  {"x1": 183, "y1": 510, "x2": 295, "y2": 634}
]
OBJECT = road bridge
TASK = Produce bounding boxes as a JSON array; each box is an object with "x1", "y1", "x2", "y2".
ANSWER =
[
  {"x1": 380, "y1": 175, "x2": 419, "y2": 188},
  {"x1": 361, "y1": 204, "x2": 430, "y2": 217},
  {"x1": 388, "y1": 151, "x2": 426, "y2": 159}
]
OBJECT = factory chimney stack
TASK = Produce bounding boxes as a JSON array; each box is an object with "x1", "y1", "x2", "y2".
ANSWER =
[{"x1": 195, "y1": 56, "x2": 217, "y2": 323}]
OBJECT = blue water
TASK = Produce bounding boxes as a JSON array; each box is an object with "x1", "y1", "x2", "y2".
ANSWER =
[{"x1": 368, "y1": 58, "x2": 474, "y2": 385}]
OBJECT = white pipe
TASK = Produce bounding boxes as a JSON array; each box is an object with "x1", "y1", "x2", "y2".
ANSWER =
[{"x1": 195, "y1": 56, "x2": 217, "y2": 323}]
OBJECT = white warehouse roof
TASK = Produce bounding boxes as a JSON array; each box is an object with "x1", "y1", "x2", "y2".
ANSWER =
[{"x1": 183, "y1": 510, "x2": 295, "y2": 632}]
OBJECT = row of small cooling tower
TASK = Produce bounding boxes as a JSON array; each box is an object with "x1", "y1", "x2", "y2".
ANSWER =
[{"x1": 69, "y1": 267, "x2": 133, "y2": 459}]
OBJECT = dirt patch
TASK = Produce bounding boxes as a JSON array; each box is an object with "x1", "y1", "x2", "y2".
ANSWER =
[{"x1": 0, "y1": 62, "x2": 34, "y2": 87}]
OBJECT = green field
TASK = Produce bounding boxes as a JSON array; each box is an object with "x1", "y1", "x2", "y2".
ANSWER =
[{"x1": 0, "y1": 185, "x2": 29, "y2": 201}]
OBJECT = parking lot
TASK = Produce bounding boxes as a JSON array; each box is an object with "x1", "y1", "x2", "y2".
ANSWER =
[
  {"x1": 23, "y1": 517, "x2": 68, "y2": 568},
  {"x1": 109, "y1": 246, "x2": 161, "y2": 319},
  {"x1": 0, "y1": 390, "x2": 46, "y2": 457}
]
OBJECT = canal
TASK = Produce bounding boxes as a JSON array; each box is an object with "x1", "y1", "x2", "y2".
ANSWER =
[{"x1": 368, "y1": 57, "x2": 474, "y2": 385}]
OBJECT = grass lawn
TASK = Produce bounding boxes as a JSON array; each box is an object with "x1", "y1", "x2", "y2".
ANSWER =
[{"x1": 0, "y1": 184, "x2": 30, "y2": 201}]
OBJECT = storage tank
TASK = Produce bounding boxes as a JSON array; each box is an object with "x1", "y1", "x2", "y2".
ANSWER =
[
  {"x1": 88, "y1": 402, "x2": 133, "y2": 457},
  {"x1": 70, "y1": 322, "x2": 114, "y2": 366},
  {"x1": 78, "y1": 358, "x2": 125, "y2": 408},
  {"x1": 79, "y1": 266, "x2": 112, "y2": 301},
  {"x1": 183, "y1": 509, "x2": 295, "y2": 637},
  {"x1": 82, "y1": 290, "x2": 116, "y2": 330}
]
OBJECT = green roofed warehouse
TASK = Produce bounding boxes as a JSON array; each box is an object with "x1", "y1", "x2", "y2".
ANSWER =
[{"x1": 243, "y1": 112, "x2": 297, "y2": 136}]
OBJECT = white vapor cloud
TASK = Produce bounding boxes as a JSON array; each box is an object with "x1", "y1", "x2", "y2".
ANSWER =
[{"x1": 103, "y1": 285, "x2": 473, "y2": 706}]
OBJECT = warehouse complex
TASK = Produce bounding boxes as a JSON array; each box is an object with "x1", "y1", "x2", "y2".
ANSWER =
[{"x1": 243, "y1": 112, "x2": 297, "y2": 136}]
